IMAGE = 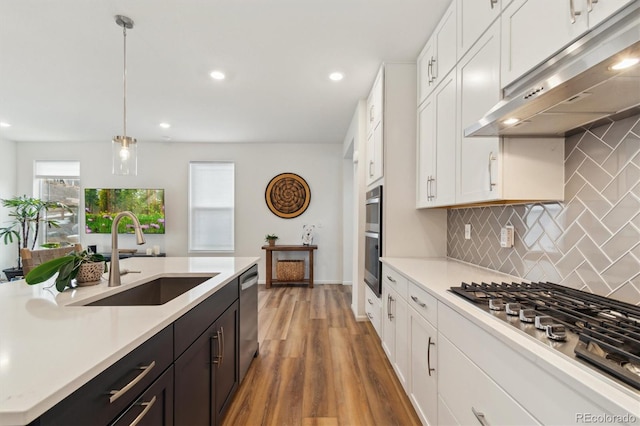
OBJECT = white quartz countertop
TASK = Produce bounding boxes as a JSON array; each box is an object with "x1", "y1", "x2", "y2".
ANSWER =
[
  {"x1": 0, "y1": 256, "x2": 259, "y2": 426},
  {"x1": 381, "y1": 257, "x2": 640, "y2": 420}
]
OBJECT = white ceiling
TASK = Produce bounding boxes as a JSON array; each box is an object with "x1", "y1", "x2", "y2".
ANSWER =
[{"x1": 0, "y1": 0, "x2": 450, "y2": 144}]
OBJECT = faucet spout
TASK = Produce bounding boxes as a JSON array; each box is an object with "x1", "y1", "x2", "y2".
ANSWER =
[{"x1": 108, "y1": 211, "x2": 146, "y2": 287}]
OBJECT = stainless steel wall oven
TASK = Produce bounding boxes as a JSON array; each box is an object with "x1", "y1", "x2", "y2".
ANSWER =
[{"x1": 364, "y1": 186, "x2": 382, "y2": 297}]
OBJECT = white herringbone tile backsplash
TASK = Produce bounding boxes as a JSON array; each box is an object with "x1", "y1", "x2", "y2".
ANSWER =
[{"x1": 447, "y1": 114, "x2": 640, "y2": 305}]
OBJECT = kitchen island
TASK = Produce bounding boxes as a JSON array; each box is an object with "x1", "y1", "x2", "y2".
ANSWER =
[{"x1": 0, "y1": 256, "x2": 259, "y2": 426}]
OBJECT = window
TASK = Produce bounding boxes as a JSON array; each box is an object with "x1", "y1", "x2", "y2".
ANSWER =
[
  {"x1": 189, "y1": 162, "x2": 235, "y2": 252},
  {"x1": 34, "y1": 160, "x2": 81, "y2": 245}
]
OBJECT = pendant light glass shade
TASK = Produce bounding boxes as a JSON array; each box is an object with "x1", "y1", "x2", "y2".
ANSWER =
[
  {"x1": 112, "y1": 15, "x2": 137, "y2": 176},
  {"x1": 112, "y1": 136, "x2": 137, "y2": 175}
]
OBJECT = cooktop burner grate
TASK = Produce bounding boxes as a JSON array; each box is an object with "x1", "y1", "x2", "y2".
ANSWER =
[{"x1": 450, "y1": 281, "x2": 640, "y2": 391}]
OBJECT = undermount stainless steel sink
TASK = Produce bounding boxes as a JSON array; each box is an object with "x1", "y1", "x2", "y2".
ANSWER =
[{"x1": 84, "y1": 275, "x2": 217, "y2": 306}]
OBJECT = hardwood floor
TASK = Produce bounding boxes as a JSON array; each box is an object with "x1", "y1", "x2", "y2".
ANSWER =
[{"x1": 222, "y1": 284, "x2": 421, "y2": 426}]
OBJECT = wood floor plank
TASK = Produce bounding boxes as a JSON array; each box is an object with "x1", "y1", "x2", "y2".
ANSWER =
[{"x1": 222, "y1": 285, "x2": 420, "y2": 426}]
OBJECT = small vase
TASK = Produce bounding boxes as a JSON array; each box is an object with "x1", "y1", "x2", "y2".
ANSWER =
[{"x1": 76, "y1": 261, "x2": 105, "y2": 286}]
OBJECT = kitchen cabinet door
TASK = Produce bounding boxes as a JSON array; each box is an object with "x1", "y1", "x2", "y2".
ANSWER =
[
  {"x1": 417, "y1": 70, "x2": 456, "y2": 208},
  {"x1": 501, "y1": 0, "x2": 588, "y2": 88},
  {"x1": 365, "y1": 120, "x2": 383, "y2": 186},
  {"x1": 457, "y1": 21, "x2": 502, "y2": 204},
  {"x1": 586, "y1": 0, "x2": 636, "y2": 27},
  {"x1": 381, "y1": 284, "x2": 409, "y2": 392},
  {"x1": 409, "y1": 307, "x2": 438, "y2": 426},
  {"x1": 457, "y1": 0, "x2": 501, "y2": 59},
  {"x1": 212, "y1": 300, "x2": 239, "y2": 425},
  {"x1": 417, "y1": 1, "x2": 457, "y2": 103}
]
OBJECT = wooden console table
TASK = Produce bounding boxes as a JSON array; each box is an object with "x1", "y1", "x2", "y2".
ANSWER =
[{"x1": 261, "y1": 244, "x2": 317, "y2": 288}]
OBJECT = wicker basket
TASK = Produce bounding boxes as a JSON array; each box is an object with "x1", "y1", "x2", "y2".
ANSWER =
[{"x1": 276, "y1": 259, "x2": 305, "y2": 281}]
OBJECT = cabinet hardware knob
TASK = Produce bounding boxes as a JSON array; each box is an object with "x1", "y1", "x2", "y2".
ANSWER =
[
  {"x1": 130, "y1": 396, "x2": 157, "y2": 426},
  {"x1": 109, "y1": 361, "x2": 156, "y2": 404}
]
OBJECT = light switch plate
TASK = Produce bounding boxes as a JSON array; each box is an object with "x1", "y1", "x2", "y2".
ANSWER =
[
  {"x1": 464, "y1": 224, "x2": 471, "y2": 240},
  {"x1": 500, "y1": 225, "x2": 514, "y2": 248}
]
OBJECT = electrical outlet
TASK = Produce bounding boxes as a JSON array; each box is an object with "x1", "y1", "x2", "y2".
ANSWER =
[
  {"x1": 500, "y1": 225, "x2": 514, "y2": 248},
  {"x1": 464, "y1": 224, "x2": 471, "y2": 240}
]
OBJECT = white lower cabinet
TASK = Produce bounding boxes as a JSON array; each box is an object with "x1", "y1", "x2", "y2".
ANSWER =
[
  {"x1": 364, "y1": 286, "x2": 382, "y2": 338},
  {"x1": 382, "y1": 282, "x2": 409, "y2": 392},
  {"x1": 438, "y1": 334, "x2": 540, "y2": 425},
  {"x1": 409, "y1": 306, "x2": 438, "y2": 426}
]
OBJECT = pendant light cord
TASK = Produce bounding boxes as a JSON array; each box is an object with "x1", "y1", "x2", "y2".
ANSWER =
[{"x1": 122, "y1": 25, "x2": 127, "y2": 139}]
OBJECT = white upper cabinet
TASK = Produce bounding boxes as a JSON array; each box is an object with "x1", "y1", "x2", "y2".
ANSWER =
[
  {"x1": 457, "y1": 22, "x2": 502, "y2": 204},
  {"x1": 586, "y1": 0, "x2": 636, "y2": 27},
  {"x1": 366, "y1": 67, "x2": 384, "y2": 186},
  {"x1": 417, "y1": 70, "x2": 457, "y2": 208},
  {"x1": 417, "y1": 1, "x2": 457, "y2": 104},
  {"x1": 501, "y1": 0, "x2": 589, "y2": 87},
  {"x1": 457, "y1": 0, "x2": 501, "y2": 60}
]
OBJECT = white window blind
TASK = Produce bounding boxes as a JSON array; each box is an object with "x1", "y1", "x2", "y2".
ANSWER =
[
  {"x1": 189, "y1": 162, "x2": 235, "y2": 252},
  {"x1": 34, "y1": 160, "x2": 80, "y2": 178}
]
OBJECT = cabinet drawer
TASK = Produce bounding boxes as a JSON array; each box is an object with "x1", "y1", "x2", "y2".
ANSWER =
[
  {"x1": 438, "y1": 334, "x2": 539, "y2": 426},
  {"x1": 36, "y1": 326, "x2": 173, "y2": 426},
  {"x1": 364, "y1": 286, "x2": 382, "y2": 338},
  {"x1": 112, "y1": 365, "x2": 174, "y2": 426},
  {"x1": 407, "y1": 281, "x2": 437, "y2": 326},
  {"x1": 382, "y1": 265, "x2": 408, "y2": 300},
  {"x1": 174, "y1": 277, "x2": 239, "y2": 357}
]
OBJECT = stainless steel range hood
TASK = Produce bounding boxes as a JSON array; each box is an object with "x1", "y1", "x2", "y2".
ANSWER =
[{"x1": 465, "y1": 2, "x2": 640, "y2": 138}]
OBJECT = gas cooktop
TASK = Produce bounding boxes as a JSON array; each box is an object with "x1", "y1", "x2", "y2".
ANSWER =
[{"x1": 450, "y1": 281, "x2": 640, "y2": 392}]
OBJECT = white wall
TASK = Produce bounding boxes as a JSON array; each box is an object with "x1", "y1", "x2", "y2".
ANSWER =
[
  {"x1": 14, "y1": 141, "x2": 344, "y2": 283},
  {"x1": 342, "y1": 147, "x2": 354, "y2": 285},
  {"x1": 344, "y1": 101, "x2": 367, "y2": 320},
  {"x1": 0, "y1": 137, "x2": 17, "y2": 274}
]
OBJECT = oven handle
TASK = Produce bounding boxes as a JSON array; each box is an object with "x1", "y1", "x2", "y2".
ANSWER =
[
  {"x1": 364, "y1": 231, "x2": 379, "y2": 238},
  {"x1": 365, "y1": 197, "x2": 381, "y2": 204}
]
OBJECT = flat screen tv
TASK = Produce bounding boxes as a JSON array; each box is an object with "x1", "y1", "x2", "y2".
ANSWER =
[{"x1": 84, "y1": 188, "x2": 165, "y2": 234}]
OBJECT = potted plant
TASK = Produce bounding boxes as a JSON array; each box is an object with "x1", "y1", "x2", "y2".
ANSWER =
[
  {"x1": 24, "y1": 249, "x2": 107, "y2": 292},
  {"x1": 265, "y1": 234, "x2": 279, "y2": 246},
  {"x1": 0, "y1": 195, "x2": 70, "y2": 280}
]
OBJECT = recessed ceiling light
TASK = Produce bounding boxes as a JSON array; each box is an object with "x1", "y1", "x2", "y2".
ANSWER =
[
  {"x1": 0, "y1": 122, "x2": 11, "y2": 128},
  {"x1": 503, "y1": 117, "x2": 520, "y2": 125},
  {"x1": 329, "y1": 72, "x2": 344, "y2": 81},
  {"x1": 610, "y1": 57, "x2": 639, "y2": 71},
  {"x1": 159, "y1": 122, "x2": 171, "y2": 129},
  {"x1": 210, "y1": 70, "x2": 226, "y2": 80}
]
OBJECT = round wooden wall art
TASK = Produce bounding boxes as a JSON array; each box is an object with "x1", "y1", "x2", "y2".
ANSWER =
[{"x1": 265, "y1": 173, "x2": 311, "y2": 218}]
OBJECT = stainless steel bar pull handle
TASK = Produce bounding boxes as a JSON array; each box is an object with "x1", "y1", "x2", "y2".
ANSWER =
[
  {"x1": 367, "y1": 298, "x2": 374, "y2": 305},
  {"x1": 488, "y1": 152, "x2": 497, "y2": 191},
  {"x1": 411, "y1": 295, "x2": 427, "y2": 308},
  {"x1": 389, "y1": 295, "x2": 395, "y2": 320},
  {"x1": 587, "y1": 0, "x2": 598, "y2": 12},
  {"x1": 387, "y1": 275, "x2": 396, "y2": 283},
  {"x1": 212, "y1": 330, "x2": 222, "y2": 366},
  {"x1": 369, "y1": 160, "x2": 374, "y2": 177},
  {"x1": 369, "y1": 105, "x2": 375, "y2": 123},
  {"x1": 430, "y1": 57, "x2": 437, "y2": 82},
  {"x1": 427, "y1": 337, "x2": 435, "y2": 376},
  {"x1": 129, "y1": 396, "x2": 157, "y2": 426},
  {"x1": 489, "y1": 0, "x2": 498, "y2": 9},
  {"x1": 367, "y1": 312, "x2": 374, "y2": 320},
  {"x1": 472, "y1": 407, "x2": 490, "y2": 426},
  {"x1": 569, "y1": 0, "x2": 581, "y2": 23},
  {"x1": 220, "y1": 326, "x2": 225, "y2": 367},
  {"x1": 427, "y1": 59, "x2": 433, "y2": 85},
  {"x1": 109, "y1": 361, "x2": 156, "y2": 403}
]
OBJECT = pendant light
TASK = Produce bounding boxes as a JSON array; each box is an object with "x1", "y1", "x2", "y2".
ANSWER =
[{"x1": 112, "y1": 15, "x2": 137, "y2": 176}]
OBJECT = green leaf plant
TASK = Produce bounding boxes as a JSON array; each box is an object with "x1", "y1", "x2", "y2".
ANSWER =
[{"x1": 25, "y1": 250, "x2": 107, "y2": 292}]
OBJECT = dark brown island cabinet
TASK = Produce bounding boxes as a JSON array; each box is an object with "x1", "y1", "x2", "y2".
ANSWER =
[{"x1": 30, "y1": 266, "x2": 256, "y2": 426}]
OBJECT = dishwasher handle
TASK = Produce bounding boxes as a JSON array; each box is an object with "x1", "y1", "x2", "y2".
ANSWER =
[{"x1": 241, "y1": 275, "x2": 258, "y2": 290}]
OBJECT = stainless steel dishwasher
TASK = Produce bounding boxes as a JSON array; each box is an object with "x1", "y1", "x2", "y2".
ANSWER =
[{"x1": 239, "y1": 264, "x2": 259, "y2": 381}]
